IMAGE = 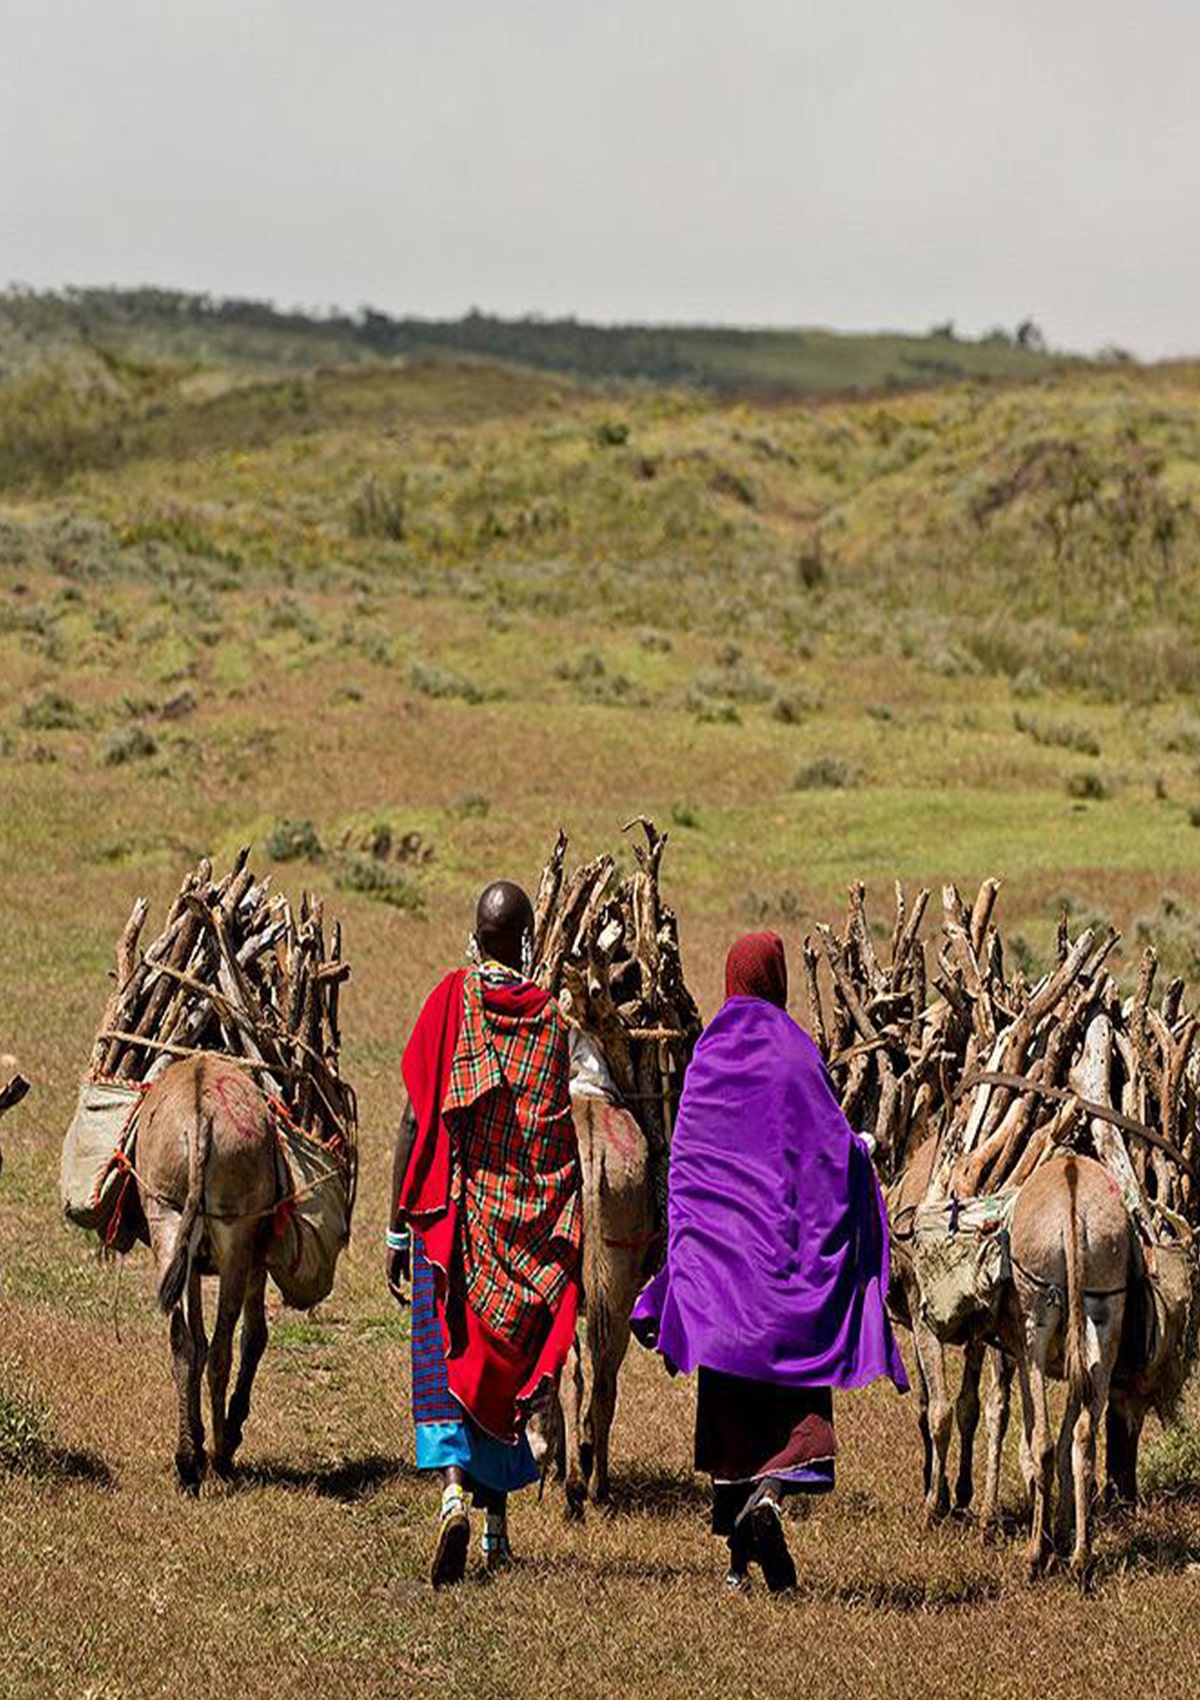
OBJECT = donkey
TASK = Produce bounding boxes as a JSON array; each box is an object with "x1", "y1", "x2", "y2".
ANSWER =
[
  {"x1": 1003, "y1": 1153, "x2": 1133, "y2": 1578},
  {"x1": 888, "y1": 1136, "x2": 993, "y2": 1522},
  {"x1": 137, "y1": 1053, "x2": 278, "y2": 1491},
  {"x1": 529, "y1": 1084, "x2": 660, "y2": 1517}
]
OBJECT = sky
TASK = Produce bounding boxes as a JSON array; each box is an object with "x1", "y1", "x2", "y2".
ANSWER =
[{"x1": 2, "y1": 0, "x2": 1198, "y2": 358}]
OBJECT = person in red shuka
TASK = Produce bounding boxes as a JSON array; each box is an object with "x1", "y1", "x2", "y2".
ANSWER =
[{"x1": 386, "y1": 881, "x2": 582, "y2": 1587}]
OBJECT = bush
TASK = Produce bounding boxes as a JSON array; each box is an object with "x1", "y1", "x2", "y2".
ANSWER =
[
  {"x1": 1142, "y1": 1421, "x2": 1200, "y2": 1499},
  {"x1": 20, "y1": 690, "x2": 80, "y2": 730},
  {"x1": 1010, "y1": 667, "x2": 1044, "y2": 700},
  {"x1": 1162, "y1": 715, "x2": 1200, "y2": 757},
  {"x1": 1136, "y1": 892, "x2": 1200, "y2": 978},
  {"x1": 794, "y1": 755, "x2": 857, "y2": 790},
  {"x1": 101, "y1": 725, "x2": 157, "y2": 766},
  {"x1": 265, "y1": 818, "x2": 323, "y2": 862},
  {"x1": 409, "y1": 662, "x2": 485, "y2": 705},
  {"x1": 348, "y1": 472, "x2": 407, "y2": 541},
  {"x1": 555, "y1": 650, "x2": 606, "y2": 683},
  {"x1": 333, "y1": 856, "x2": 425, "y2": 913},
  {"x1": 671, "y1": 801, "x2": 701, "y2": 830},
  {"x1": 1014, "y1": 711, "x2": 1101, "y2": 757},
  {"x1": 264, "y1": 597, "x2": 322, "y2": 643},
  {"x1": 0, "y1": 1364, "x2": 50, "y2": 1478},
  {"x1": 1065, "y1": 771, "x2": 1107, "y2": 801},
  {"x1": 594, "y1": 420, "x2": 630, "y2": 448},
  {"x1": 687, "y1": 691, "x2": 740, "y2": 725}
]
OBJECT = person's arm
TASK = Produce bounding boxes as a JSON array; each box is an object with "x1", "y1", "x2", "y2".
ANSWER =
[{"x1": 385, "y1": 1098, "x2": 418, "y2": 1302}]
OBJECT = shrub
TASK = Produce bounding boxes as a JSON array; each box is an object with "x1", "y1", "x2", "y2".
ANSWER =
[
  {"x1": 454, "y1": 791, "x2": 490, "y2": 818},
  {"x1": 333, "y1": 856, "x2": 425, "y2": 913},
  {"x1": 772, "y1": 692, "x2": 807, "y2": 725},
  {"x1": 686, "y1": 691, "x2": 740, "y2": 725},
  {"x1": 1010, "y1": 667, "x2": 1044, "y2": 700},
  {"x1": 1014, "y1": 711, "x2": 1101, "y2": 757},
  {"x1": 671, "y1": 801, "x2": 701, "y2": 829},
  {"x1": 0, "y1": 1364, "x2": 50, "y2": 1478},
  {"x1": 1162, "y1": 715, "x2": 1200, "y2": 758},
  {"x1": 690, "y1": 665, "x2": 773, "y2": 705},
  {"x1": 265, "y1": 818, "x2": 323, "y2": 862},
  {"x1": 101, "y1": 725, "x2": 157, "y2": 766},
  {"x1": 20, "y1": 690, "x2": 80, "y2": 730},
  {"x1": 594, "y1": 420, "x2": 630, "y2": 447},
  {"x1": 409, "y1": 662, "x2": 484, "y2": 705},
  {"x1": 1136, "y1": 892, "x2": 1200, "y2": 978},
  {"x1": 1142, "y1": 1421, "x2": 1200, "y2": 1498},
  {"x1": 1065, "y1": 771, "x2": 1107, "y2": 801},
  {"x1": 555, "y1": 651, "x2": 606, "y2": 683},
  {"x1": 263, "y1": 597, "x2": 322, "y2": 643},
  {"x1": 794, "y1": 755, "x2": 857, "y2": 790},
  {"x1": 348, "y1": 472, "x2": 407, "y2": 541}
]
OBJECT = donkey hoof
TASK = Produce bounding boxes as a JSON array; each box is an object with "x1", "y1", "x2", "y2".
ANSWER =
[
  {"x1": 564, "y1": 1487, "x2": 587, "y2": 1524},
  {"x1": 175, "y1": 1450, "x2": 207, "y2": 1495}
]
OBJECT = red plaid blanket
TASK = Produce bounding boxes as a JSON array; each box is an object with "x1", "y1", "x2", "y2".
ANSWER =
[
  {"x1": 399, "y1": 968, "x2": 582, "y2": 1440},
  {"x1": 445, "y1": 973, "x2": 580, "y2": 1351}
]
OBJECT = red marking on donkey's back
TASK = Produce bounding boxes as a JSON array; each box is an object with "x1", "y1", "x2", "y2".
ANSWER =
[{"x1": 216, "y1": 1073, "x2": 260, "y2": 1142}]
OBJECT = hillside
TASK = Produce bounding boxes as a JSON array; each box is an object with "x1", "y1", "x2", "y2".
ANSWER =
[
  {"x1": 0, "y1": 286, "x2": 1070, "y2": 397},
  {"x1": 7, "y1": 308, "x2": 1200, "y2": 1700}
]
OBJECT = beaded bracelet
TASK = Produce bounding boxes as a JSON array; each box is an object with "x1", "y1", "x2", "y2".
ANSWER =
[{"x1": 386, "y1": 1228, "x2": 410, "y2": 1252}]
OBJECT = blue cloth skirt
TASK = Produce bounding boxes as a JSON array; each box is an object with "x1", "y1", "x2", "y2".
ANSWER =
[{"x1": 410, "y1": 1234, "x2": 540, "y2": 1494}]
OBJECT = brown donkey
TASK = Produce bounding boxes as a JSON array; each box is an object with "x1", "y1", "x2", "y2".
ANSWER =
[
  {"x1": 1007, "y1": 1154, "x2": 1132, "y2": 1578},
  {"x1": 137, "y1": 1054, "x2": 279, "y2": 1491}
]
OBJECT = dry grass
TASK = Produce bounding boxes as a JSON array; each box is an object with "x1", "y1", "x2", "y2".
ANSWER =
[{"x1": 6, "y1": 357, "x2": 1200, "y2": 1698}]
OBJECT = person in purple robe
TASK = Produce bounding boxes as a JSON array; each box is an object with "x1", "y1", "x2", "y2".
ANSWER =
[{"x1": 631, "y1": 931, "x2": 907, "y2": 1593}]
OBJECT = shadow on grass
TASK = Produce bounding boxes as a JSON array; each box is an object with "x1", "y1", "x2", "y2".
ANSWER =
[
  {"x1": 233, "y1": 1451, "x2": 415, "y2": 1502},
  {"x1": 598, "y1": 1466, "x2": 711, "y2": 1521},
  {"x1": 1, "y1": 1447, "x2": 114, "y2": 1491},
  {"x1": 50, "y1": 1447, "x2": 114, "y2": 1488}
]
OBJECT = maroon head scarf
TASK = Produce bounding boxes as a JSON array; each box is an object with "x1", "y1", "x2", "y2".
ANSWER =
[{"x1": 724, "y1": 931, "x2": 788, "y2": 1009}]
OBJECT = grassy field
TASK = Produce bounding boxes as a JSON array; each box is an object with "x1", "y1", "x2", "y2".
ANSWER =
[{"x1": 5, "y1": 344, "x2": 1200, "y2": 1699}]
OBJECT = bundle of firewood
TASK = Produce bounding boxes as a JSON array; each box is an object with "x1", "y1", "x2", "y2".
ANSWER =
[
  {"x1": 806, "y1": 880, "x2": 996, "y2": 1177},
  {"x1": 809, "y1": 881, "x2": 1200, "y2": 1238},
  {"x1": 87, "y1": 848, "x2": 357, "y2": 1163},
  {"x1": 533, "y1": 817, "x2": 701, "y2": 1157}
]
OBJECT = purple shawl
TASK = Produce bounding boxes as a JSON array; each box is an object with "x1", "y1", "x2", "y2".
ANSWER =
[{"x1": 631, "y1": 997, "x2": 908, "y2": 1392}]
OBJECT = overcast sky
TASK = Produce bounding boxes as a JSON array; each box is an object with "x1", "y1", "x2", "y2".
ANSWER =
[{"x1": 2, "y1": 0, "x2": 1197, "y2": 357}]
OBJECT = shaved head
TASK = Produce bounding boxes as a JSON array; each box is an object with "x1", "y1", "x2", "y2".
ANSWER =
[{"x1": 475, "y1": 880, "x2": 534, "y2": 972}]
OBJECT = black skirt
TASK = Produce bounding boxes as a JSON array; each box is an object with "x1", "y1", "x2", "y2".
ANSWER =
[{"x1": 695, "y1": 1366, "x2": 836, "y2": 1531}]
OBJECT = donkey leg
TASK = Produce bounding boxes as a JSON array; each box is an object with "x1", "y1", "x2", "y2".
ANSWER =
[
  {"x1": 154, "y1": 1213, "x2": 206, "y2": 1494},
  {"x1": 1054, "y1": 1391, "x2": 1081, "y2": 1553},
  {"x1": 561, "y1": 1335, "x2": 588, "y2": 1521},
  {"x1": 589, "y1": 1350, "x2": 623, "y2": 1508},
  {"x1": 1024, "y1": 1348, "x2": 1056, "y2": 1577},
  {"x1": 223, "y1": 1264, "x2": 269, "y2": 1467},
  {"x1": 918, "y1": 1323, "x2": 953, "y2": 1521},
  {"x1": 207, "y1": 1250, "x2": 251, "y2": 1476},
  {"x1": 1070, "y1": 1299, "x2": 1124, "y2": 1580},
  {"x1": 953, "y1": 1336, "x2": 986, "y2": 1513},
  {"x1": 979, "y1": 1349, "x2": 1013, "y2": 1540}
]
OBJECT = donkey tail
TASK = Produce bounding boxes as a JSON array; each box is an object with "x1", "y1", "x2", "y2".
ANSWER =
[
  {"x1": 158, "y1": 1072, "x2": 212, "y2": 1314},
  {"x1": 1063, "y1": 1159, "x2": 1094, "y2": 1408}
]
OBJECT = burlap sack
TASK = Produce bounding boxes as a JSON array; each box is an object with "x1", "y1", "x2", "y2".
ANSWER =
[
  {"x1": 912, "y1": 1192, "x2": 1017, "y2": 1345},
  {"x1": 265, "y1": 1119, "x2": 352, "y2": 1310},
  {"x1": 60, "y1": 1076, "x2": 142, "y2": 1234}
]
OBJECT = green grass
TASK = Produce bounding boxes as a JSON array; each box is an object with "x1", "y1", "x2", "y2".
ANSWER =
[{"x1": 6, "y1": 334, "x2": 1200, "y2": 1700}]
